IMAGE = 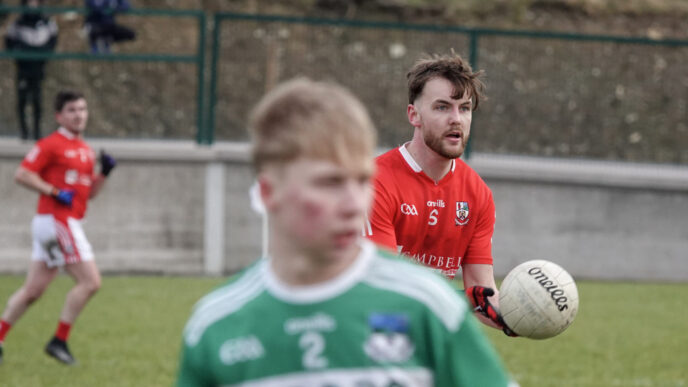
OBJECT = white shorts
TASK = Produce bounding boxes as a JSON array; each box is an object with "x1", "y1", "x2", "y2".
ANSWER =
[{"x1": 31, "y1": 215, "x2": 94, "y2": 268}]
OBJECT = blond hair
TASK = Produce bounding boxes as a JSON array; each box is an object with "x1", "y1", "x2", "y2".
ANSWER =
[{"x1": 249, "y1": 78, "x2": 377, "y2": 172}]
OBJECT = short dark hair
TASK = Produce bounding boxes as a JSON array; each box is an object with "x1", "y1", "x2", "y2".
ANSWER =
[
  {"x1": 407, "y1": 53, "x2": 486, "y2": 110},
  {"x1": 54, "y1": 90, "x2": 85, "y2": 112}
]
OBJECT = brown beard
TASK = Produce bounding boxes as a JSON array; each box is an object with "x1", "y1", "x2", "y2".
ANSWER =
[{"x1": 423, "y1": 129, "x2": 468, "y2": 159}]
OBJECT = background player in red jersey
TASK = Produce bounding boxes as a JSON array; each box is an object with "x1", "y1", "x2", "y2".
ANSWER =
[
  {"x1": 365, "y1": 53, "x2": 516, "y2": 336},
  {"x1": 0, "y1": 90, "x2": 117, "y2": 365}
]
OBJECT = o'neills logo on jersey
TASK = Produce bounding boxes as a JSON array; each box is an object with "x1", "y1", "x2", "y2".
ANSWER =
[
  {"x1": 455, "y1": 201, "x2": 470, "y2": 226},
  {"x1": 426, "y1": 199, "x2": 445, "y2": 208},
  {"x1": 284, "y1": 313, "x2": 336, "y2": 335},
  {"x1": 400, "y1": 203, "x2": 418, "y2": 216}
]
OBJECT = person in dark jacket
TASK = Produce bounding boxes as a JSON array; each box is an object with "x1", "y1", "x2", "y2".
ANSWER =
[
  {"x1": 85, "y1": 0, "x2": 136, "y2": 54},
  {"x1": 4, "y1": 0, "x2": 58, "y2": 140},
  {"x1": 0, "y1": 1, "x2": 8, "y2": 25}
]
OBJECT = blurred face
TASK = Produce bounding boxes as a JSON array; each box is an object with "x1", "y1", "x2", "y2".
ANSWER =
[
  {"x1": 261, "y1": 157, "x2": 374, "y2": 263},
  {"x1": 407, "y1": 77, "x2": 473, "y2": 159},
  {"x1": 26, "y1": 0, "x2": 40, "y2": 8},
  {"x1": 56, "y1": 98, "x2": 88, "y2": 135}
]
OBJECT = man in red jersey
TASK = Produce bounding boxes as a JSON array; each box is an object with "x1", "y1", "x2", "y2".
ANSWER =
[
  {"x1": 365, "y1": 53, "x2": 516, "y2": 336},
  {"x1": 0, "y1": 90, "x2": 117, "y2": 365}
]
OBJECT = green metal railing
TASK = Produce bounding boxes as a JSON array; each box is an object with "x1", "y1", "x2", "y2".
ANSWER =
[
  {"x1": 3, "y1": 7, "x2": 687, "y2": 162},
  {"x1": 0, "y1": 5, "x2": 206, "y2": 142},
  {"x1": 207, "y1": 13, "x2": 688, "y2": 162}
]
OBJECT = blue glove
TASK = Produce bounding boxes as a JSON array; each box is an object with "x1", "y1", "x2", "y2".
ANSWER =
[
  {"x1": 100, "y1": 150, "x2": 117, "y2": 177},
  {"x1": 51, "y1": 188, "x2": 75, "y2": 207}
]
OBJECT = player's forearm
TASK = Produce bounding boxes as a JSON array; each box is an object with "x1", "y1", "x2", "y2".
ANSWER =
[
  {"x1": 14, "y1": 167, "x2": 54, "y2": 196},
  {"x1": 89, "y1": 174, "x2": 107, "y2": 198},
  {"x1": 463, "y1": 263, "x2": 503, "y2": 329},
  {"x1": 462, "y1": 264, "x2": 499, "y2": 292}
]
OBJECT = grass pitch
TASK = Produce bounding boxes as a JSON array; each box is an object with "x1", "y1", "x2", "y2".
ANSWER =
[
  {"x1": 486, "y1": 281, "x2": 688, "y2": 387},
  {"x1": 0, "y1": 275, "x2": 686, "y2": 387},
  {"x1": 0, "y1": 275, "x2": 223, "y2": 387}
]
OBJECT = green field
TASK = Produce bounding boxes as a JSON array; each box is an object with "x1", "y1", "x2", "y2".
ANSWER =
[{"x1": 0, "y1": 275, "x2": 686, "y2": 387}]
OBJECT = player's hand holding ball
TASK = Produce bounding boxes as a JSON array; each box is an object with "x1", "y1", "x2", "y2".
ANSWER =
[
  {"x1": 100, "y1": 150, "x2": 117, "y2": 177},
  {"x1": 51, "y1": 188, "x2": 74, "y2": 207},
  {"x1": 498, "y1": 260, "x2": 579, "y2": 339},
  {"x1": 466, "y1": 286, "x2": 518, "y2": 337}
]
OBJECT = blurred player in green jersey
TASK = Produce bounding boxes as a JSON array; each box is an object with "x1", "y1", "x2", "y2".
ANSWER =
[{"x1": 175, "y1": 78, "x2": 517, "y2": 387}]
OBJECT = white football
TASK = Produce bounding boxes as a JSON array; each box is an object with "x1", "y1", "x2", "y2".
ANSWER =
[{"x1": 499, "y1": 260, "x2": 579, "y2": 339}]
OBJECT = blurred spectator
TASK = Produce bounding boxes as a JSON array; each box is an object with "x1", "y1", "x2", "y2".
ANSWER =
[
  {"x1": 1, "y1": 1, "x2": 7, "y2": 24},
  {"x1": 84, "y1": 0, "x2": 136, "y2": 54},
  {"x1": 4, "y1": 0, "x2": 58, "y2": 141}
]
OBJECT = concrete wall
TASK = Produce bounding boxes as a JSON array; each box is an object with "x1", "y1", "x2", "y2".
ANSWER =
[
  {"x1": 1, "y1": 138, "x2": 686, "y2": 281},
  {"x1": 475, "y1": 155, "x2": 688, "y2": 281},
  {"x1": 0, "y1": 139, "x2": 262, "y2": 276}
]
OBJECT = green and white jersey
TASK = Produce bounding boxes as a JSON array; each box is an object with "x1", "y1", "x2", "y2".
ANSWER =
[{"x1": 177, "y1": 240, "x2": 514, "y2": 387}]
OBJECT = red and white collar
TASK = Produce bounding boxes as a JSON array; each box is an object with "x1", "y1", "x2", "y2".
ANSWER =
[
  {"x1": 57, "y1": 127, "x2": 78, "y2": 139},
  {"x1": 398, "y1": 143, "x2": 456, "y2": 173}
]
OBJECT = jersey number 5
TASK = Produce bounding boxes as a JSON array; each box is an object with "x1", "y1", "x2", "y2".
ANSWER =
[
  {"x1": 428, "y1": 209, "x2": 439, "y2": 226},
  {"x1": 299, "y1": 332, "x2": 328, "y2": 369}
]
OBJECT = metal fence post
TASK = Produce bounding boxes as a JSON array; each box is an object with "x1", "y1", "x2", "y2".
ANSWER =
[
  {"x1": 207, "y1": 13, "x2": 222, "y2": 146},
  {"x1": 464, "y1": 30, "x2": 480, "y2": 160},
  {"x1": 203, "y1": 161, "x2": 226, "y2": 275},
  {"x1": 196, "y1": 11, "x2": 208, "y2": 145}
]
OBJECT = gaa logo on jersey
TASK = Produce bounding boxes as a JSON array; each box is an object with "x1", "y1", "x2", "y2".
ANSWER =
[
  {"x1": 455, "y1": 201, "x2": 470, "y2": 226},
  {"x1": 218, "y1": 335, "x2": 265, "y2": 365},
  {"x1": 400, "y1": 203, "x2": 418, "y2": 216},
  {"x1": 363, "y1": 313, "x2": 415, "y2": 363}
]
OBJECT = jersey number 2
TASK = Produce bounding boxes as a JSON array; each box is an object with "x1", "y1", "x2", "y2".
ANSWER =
[{"x1": 299, "y1": 332, "x2": 328, "y2": 369}]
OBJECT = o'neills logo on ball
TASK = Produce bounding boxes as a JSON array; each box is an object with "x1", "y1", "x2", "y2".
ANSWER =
[{"x1": 528, "y1": 267, "x2": 569, "y2": 311}]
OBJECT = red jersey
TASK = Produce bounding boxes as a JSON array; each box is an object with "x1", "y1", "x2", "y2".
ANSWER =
[
  {"x1": 21, "y1": 128, "x2": 96, "y2": 221},
  {"x1": 366, "y1": 145, "x2": 495, "y2": 279}
]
